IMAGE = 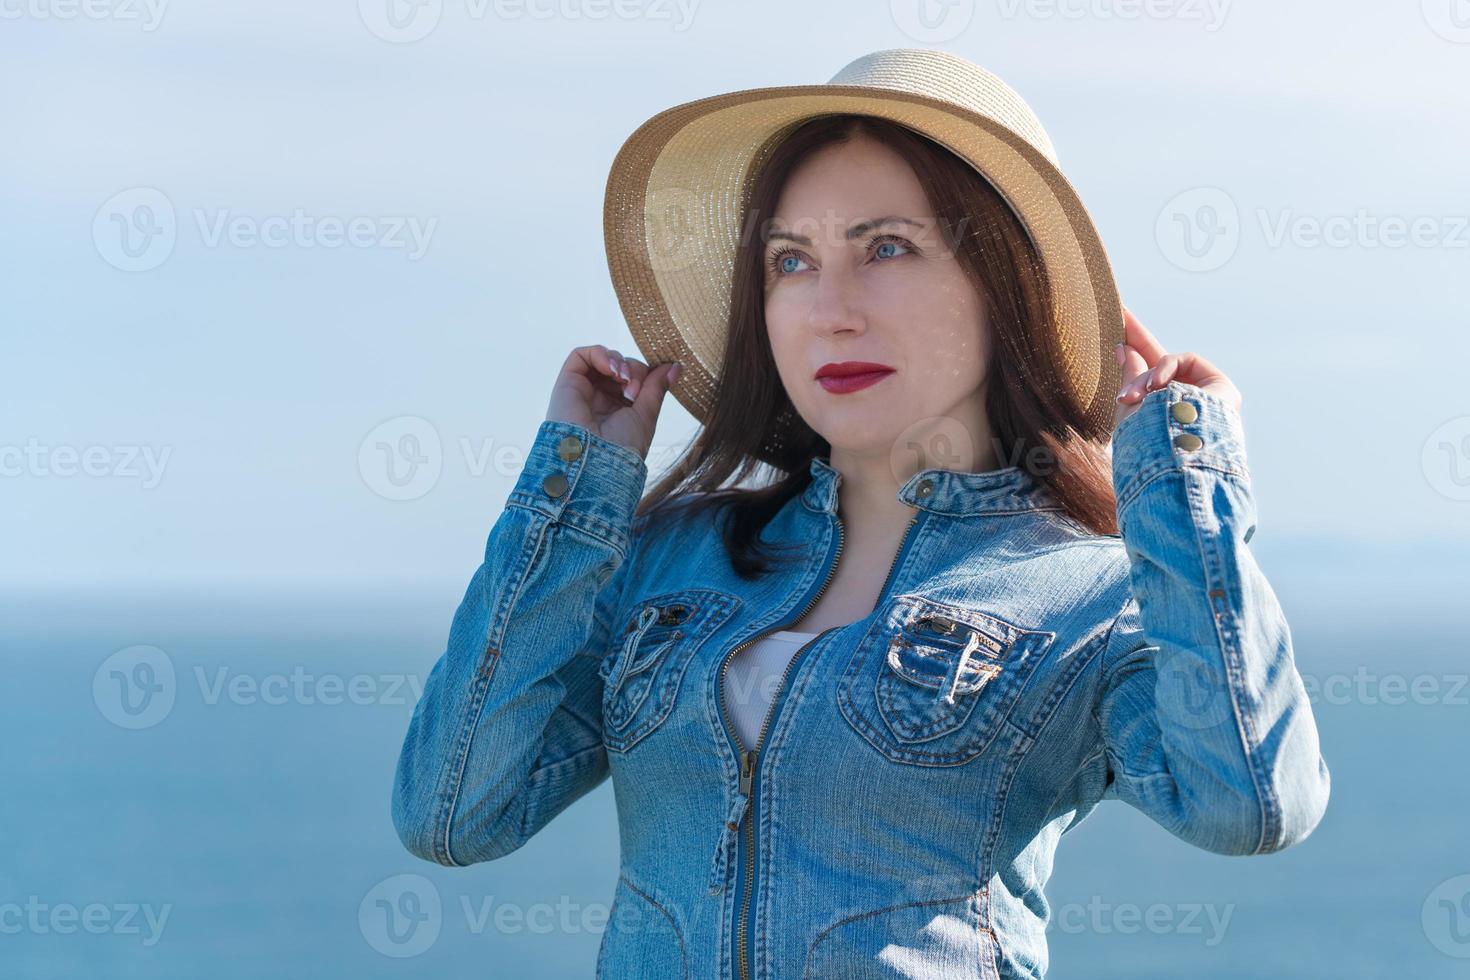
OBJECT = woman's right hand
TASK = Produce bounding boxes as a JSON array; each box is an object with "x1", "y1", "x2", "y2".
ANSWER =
[{"x1": 544, "y1": 345, "x2": 683, "y2": 461}]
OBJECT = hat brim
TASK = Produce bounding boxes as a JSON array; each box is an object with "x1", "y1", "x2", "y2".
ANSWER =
[{"x1": 603, "y1": 83, "x2": 1124, "y2": 442}]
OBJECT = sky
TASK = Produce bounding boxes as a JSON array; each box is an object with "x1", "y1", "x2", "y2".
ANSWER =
[{"x1": 4, "y1": 0, "x2": 1468, "y2": 600}]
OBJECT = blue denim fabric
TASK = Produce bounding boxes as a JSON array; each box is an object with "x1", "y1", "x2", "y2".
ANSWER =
[{"x1": 391, "y1": 380, "x2": 1331, "y2": 979}]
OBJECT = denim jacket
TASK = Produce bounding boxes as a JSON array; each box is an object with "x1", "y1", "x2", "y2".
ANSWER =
[{"x1": 391, "y1": 380, "x2": 1331, "y2": 979}]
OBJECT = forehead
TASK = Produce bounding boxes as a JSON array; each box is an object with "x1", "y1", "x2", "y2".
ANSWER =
[{"x1": 770, "y1": 136, "x2": 930, "y2": 229}]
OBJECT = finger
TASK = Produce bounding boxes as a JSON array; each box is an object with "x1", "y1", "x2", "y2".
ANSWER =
[
  {"x1": 1169, "y1": 350, "x2": 1229, "y2": 388},
  {"x1": 570, "y1": 344, "x2": 625, "y2": 386},
  {"x1": 1118, "y1": 344, "x2": 1151, "y2": 393},
  {"x1": 1144, "y1": 350, "x2": 1226, "y2": 391},
  {"x1": 1121, "y1": 306, "x2": 1168, "y2": 367},
  {"x1": 1153, "y1": 356, "x2": 1182, "y2": 388},
  {"x1": 619, "y1": 355, "x2": 651, "y2": 403},
  {"x1": 580, "y1": 345, "x2": 641, "y2": 401},
  {"x1": 630, "y1": 361, "x2": 679, "y2": 419},
  {"x1": 1126, "y1": 352, "x2": 1185, "y2": 400},
  {"x1": 606, "y1": 348, "x2": 633, "y2": 387}
]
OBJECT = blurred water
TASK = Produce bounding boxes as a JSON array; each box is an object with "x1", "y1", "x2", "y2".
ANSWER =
[{"x1": 2, "y1": 585, "x2": 1466, "y2": 979}]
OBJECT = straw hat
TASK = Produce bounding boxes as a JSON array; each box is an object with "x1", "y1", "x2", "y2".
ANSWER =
[{"x1": 602, "y1": 47, "x2": 1124, "y2": 453}]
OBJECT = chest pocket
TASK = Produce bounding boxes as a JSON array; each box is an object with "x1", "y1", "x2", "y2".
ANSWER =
[
  {"x1": 836, "y1": 595, "x2": 1052, "y2": 766},
  {"x1": 598, "y1": 587, "x2": 739, "y2": 753}
]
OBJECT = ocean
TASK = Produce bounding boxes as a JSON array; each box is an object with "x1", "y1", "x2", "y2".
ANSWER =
[{"x1": 3, "y1": 583, "x2": 1465, "y2": 979}]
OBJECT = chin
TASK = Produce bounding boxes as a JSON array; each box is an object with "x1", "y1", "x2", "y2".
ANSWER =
[{"x1": 810, "y1": 414, "x2": 902, "y2": 460}]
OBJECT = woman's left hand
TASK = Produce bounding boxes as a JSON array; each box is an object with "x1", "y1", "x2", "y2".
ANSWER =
[{"x1": 1114, "y1": 305, "x2": 1242, "y2": 429}]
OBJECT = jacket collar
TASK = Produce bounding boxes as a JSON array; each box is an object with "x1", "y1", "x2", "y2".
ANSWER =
[{"x1": 800, "y1": 454, "x2": 1060, "y2": 517}]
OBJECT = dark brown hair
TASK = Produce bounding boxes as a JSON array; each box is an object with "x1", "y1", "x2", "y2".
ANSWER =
[{"x1": 632, "y1": 113, "x2": 1119, "y2": 578}]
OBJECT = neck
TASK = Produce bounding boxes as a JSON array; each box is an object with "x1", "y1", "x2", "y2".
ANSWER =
[{"x1": 827, "y1": 412, "x2": 1001, "y2": 529}]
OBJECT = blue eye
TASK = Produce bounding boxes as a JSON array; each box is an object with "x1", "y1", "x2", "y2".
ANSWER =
[
  {"x1": 874, "y1": 238, "x2": 912, "y2": 260},
  {"x1": 768, "y1": 248, "x2": 809, "y2": 276}
]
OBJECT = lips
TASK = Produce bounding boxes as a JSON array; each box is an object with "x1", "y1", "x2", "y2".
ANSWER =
[{"x1": 815, "y1": 361, "x2": 896, "y2": 394}]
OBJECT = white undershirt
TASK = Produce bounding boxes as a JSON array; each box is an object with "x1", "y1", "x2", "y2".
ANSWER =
[{"x1": 722, "y1": 629, "x2": 819, "y2": 751}]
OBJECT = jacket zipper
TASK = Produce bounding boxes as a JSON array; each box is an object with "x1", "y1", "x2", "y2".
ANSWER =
[{"x1": 716, "y1": 506, "x2": 922, "y2": 980}]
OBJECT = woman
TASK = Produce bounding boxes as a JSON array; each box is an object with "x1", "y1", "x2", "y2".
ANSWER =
[{"x1": 392, "y1": 50, "x2": 1330, "y2": 979}]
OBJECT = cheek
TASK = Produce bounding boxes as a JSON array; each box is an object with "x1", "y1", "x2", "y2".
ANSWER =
[
  {"x1": 894, "y1": 318, "x2": 989, "y2": 399},
  {"x1": 764, "y1": 305, "x2": 806, "y2": 385}
]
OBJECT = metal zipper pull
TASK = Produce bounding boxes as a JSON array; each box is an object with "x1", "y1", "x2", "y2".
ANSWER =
[
  {"x1": 738, "y1": 749, "x2": 756, "y2": 796},
  {"x1": 942, "y1": 631, "x2": 983, "y2": 706},
  {"x1": 606, "y1": 605, "x2": 659, "y2": 700},
  {"x1": 707, "y1": 783, "x2": 751, "y2": 895}
]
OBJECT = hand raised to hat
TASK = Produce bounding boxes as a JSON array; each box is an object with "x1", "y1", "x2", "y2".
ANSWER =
[
  {"x1": 1113, "y1": 306, "x2": 1242, "y2": 429},
  {"x1": 545, "y1": 344, "x2": 683, "y2": 461}
]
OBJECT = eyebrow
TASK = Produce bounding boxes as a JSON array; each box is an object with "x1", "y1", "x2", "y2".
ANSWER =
[{"x1": 765, "y1": 215, "x2": 925, "y2": 248}]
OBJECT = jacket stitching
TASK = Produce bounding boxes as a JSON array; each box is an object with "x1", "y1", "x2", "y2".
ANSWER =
[
  {"x1": 1088, "y1": 596, "x2": 1137, "y2": 733},
  {"x1": 1018, "y1": 624, "x2": 1113, "y2": 822},
  {"x1": 1115, "y1": 447, "x2": 1250, "y2": 512},
  {"x1": 802, "y1": 894, "x2": 995, "y2": 980},
  {"x1": 1183, "y1": 465, "x2": 1276, "y2": 855},
  {"x1": 979, "y1": 717, "x2": 1038, "y2": 886},
  {"x1": 604, "y1": 873, "x2": 689, "y2": 980},
  {"x1": 438, "y1": 511, "x2": 552, "y2": 866},
  {"x1": 505, "y1": 496, "x2": 633, "y2": 556}
]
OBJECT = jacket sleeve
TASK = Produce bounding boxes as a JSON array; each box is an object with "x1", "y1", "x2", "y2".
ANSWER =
[
  {"x1": 392, "y1": 418, "x2": 648, "y2": 867},
  {"x1": 1094, "y1": 380, "x2": 1330, "y2": 857}
]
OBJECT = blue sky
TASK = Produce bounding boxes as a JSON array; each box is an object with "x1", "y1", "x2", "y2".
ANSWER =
[{"x1": 5, "y1": 0, "x2": 1468, "y2": 599}]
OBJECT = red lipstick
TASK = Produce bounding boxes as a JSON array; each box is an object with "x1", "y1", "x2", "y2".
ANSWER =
[{"x1": 815, "y1": 360, "x2": 895, "y2": 394}]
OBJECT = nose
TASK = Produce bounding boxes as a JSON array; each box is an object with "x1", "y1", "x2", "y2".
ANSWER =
[{"x1": 806, "y1": 263, "x2": 867, "y2": 339}]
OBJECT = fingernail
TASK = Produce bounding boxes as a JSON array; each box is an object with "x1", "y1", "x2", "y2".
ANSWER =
[
  {"x1": 1114, "y1": 343, "x2": 1125, "y2": 366},
  {"x1": 671, "y1": 361, "x2": 684, "y2": 383}
]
